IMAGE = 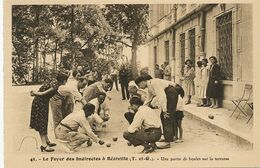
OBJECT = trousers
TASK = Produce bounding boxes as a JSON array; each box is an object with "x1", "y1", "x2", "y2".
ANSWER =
[
  {"x1": 123, "y1": 128, "x2": 161, "y2": 147},
  {"x1": 55, "y1": 124, "x2": 89, "y2": 149},
  {"x1": 161, "y1": 86, "x2": 179, "y2": 142},
  {"x1": 50, "y1": 93, "x2": 74, "y2": 137}
]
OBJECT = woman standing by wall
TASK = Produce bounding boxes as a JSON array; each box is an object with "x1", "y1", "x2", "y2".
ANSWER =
[
  {"x1": 206, "y1": 56, "x2": 221, "y2": 108},
  {"x1": 182, "y1": 59, "x2": 195, "y2": 104},
  {"x1": 200, "y1": 58, "x2": 210, "y2": 106},
  {"x1": 194, "y1": 61, "x2": 203, "y2": 105}
]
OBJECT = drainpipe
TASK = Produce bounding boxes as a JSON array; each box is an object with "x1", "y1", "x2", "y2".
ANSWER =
[
  {"x1": 199, "y1": 11, "x2": 206, "y2": 59},
  {"x1": 171, "y1": 28, "x2": 176, "y2": 82}
]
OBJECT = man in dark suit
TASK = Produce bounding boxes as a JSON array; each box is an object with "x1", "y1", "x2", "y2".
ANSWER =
[{"x1": 119, "y1": 65, "x2": 130, "y2": 100}]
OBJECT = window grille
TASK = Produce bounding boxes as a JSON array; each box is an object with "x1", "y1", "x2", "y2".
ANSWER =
[
  {"x1": 180, "y1": 33, "x2": 185, "y2": 75},
  {"x1": 189, "y1": 28, "x2": 196, "y2": 67},
  {"x1": 216, "y1": 11, "x2": 233, "y2": 80},
  {"x1": 165, "y1": 41, "x2": 170, "y2": 62}
]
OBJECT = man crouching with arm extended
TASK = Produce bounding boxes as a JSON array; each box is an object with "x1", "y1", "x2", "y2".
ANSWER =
[
  {"x1": 123, "y1": 97, "x2": 162, "y2": 154},
  {"x1": 55, "y1": 103, "x2": 105, "y2": 153}
]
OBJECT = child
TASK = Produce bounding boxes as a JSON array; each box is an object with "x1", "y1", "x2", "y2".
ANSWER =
[{"x1": 175, "y1": 95, "x2": 184, "y2": 143}]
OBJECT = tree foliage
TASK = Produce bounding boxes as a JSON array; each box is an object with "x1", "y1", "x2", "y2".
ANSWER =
[
  {"x1": 12, "y1": 5, "x2": 118, "y2": 85},
  {"x1": 105, "y1": 4, "x2": 149, "y2": 78}
]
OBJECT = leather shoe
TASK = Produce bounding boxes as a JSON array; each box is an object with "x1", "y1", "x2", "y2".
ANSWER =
[
  {"x1": 46, "y1": 141, "x2": 56, "y2": 147},
  {"x1": 156, "y1": 142, "x2": 171, "y2": 149}
]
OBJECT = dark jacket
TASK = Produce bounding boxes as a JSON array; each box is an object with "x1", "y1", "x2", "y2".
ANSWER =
[{"x1": 119, "y1": 68, "x2": 129, "y2": 84}]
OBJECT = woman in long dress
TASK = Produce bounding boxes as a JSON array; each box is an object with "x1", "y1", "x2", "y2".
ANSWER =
[
  {"x1": 200, "y1": 58, "x2": 210, "y2": 106},
  {"x1": 206, "y1": 56, "x2": 221, "y2": 108},
  {"x1": 183, "y1": 59, "x2": 195, "y2": 104},
  {"x1": 29, "y1": 73, "x2": 68, "y2": 152},
  {"x1": 194, "y1": 61, "x2": 203, "y2": 105}
]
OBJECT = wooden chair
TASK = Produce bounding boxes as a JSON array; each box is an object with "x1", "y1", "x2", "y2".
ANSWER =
[
  {"x1": 246, "y1": 101, "x2": 253, "y2": 124},
  {"x1": 230, "y1": 84, "x2": 253, "y2": 120}
]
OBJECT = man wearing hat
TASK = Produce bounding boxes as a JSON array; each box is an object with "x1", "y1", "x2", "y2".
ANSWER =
[
  {"x1": 135, "y1": 75, "x2": 184, "y2": 149},
  {"x1": 123, "y1": 97, "x2": 162, "y2": 153}
]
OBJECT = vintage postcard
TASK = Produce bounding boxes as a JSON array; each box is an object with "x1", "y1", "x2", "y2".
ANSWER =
[{"x1": 4, "y1": 0, "x2": 260, "y2": 167}]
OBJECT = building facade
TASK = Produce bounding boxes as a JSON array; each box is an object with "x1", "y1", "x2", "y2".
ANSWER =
[{"x1": 148, "y1": 4, "x2": 253, "y2": 109}]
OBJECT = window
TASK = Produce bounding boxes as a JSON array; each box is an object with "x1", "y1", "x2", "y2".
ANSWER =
[
  {"x1": 180, "y1": 4, "x2": 187, "y2": 16},
  {"x1": 180, "y1": 33, "x2": 185, "y2": 75},
  {"x1": 189, "y1": 28, "x2": 196, "y2": 67},
  {"x1": 157, "y1": 5, "x2": 165, "y2": 21},
  {"x1": 216, "y1": 11, "x2": 233, "y2": 80},
  {"x1": 165, "y1": 40, "x2": 170, "y2": 62}
]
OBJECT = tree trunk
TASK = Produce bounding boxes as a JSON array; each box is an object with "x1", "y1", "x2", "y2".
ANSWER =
[
  {"x1": 60, "y1": 46, "x2": 63, "y2": 67},
  {"x1": 131, "y1": 44, "x2": 138, "y2": 79},
  {"x1": 34, "y1": 38, "x2": 39, "y2": 82},
  {"x1": 42, "y1": 51, "x2": 46, "y2": 75},
  {"x1": 34, "y1": 6, "x2": 40, "y2": 83},
  {"x1": 53, "y1": 40, "x2": 58, "y2": 72},
  {"x1": 70, "y1": 5, "x2": 75, "y2": 69}
]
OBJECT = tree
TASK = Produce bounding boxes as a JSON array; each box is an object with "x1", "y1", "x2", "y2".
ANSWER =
[
  {"x1": 105, "y1": 4, "x2": 149, "y2": 78},
  {"x1": 12, "y1": 5, "x2": 35, "y2": 84},
  {"x1": 12, "y1": 5, "x2": 119, "y2": 85}
]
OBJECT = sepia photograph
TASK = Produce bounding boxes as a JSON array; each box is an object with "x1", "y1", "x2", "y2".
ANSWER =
[{"x1": 4, "y1": 1, "x2": 260, "y2": 167}]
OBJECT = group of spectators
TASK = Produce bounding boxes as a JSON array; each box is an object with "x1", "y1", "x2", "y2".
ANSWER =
[{"x1": 154, "y1": 56, "x2": 222, "y2": 108}]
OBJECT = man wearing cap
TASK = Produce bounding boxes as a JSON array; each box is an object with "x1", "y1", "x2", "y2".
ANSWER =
[
  {"x1": 135, "y1": 75, "x2": 184, "y2": 149},
  {"x1": 123, "y1": 97, "x2": 162, "y2": 153}
]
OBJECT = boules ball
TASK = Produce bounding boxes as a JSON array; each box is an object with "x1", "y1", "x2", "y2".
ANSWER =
[
  {"x1": 87, "y1": 140, "x2": 92, "y2": 147},
  {"x1": 106, "y1": 143, "x2": 111, "y2": 147},
  {"x1": 112, "y1": 137, "x2": 118, "y2": 142},
  {"x1": 208, "y1": 114, "x2": 214, "y2": 119}
]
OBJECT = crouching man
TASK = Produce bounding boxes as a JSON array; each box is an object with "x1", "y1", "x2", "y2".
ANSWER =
[
  {"x1": 55, "y1": 103, "x2": 105, "y2": 153},
  {"x1": 123, "y1": 97, "x2": 162, "y2": 154}
]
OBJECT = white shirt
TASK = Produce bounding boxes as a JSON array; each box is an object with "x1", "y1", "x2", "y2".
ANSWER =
[
  {"x1": 61, "y1": 110, "x2": 100, "y2": 143},
  {"x1": 89, "y1": 98, "x2": 110, "y2": 118},
  {"x1": 164, "y1": 65, "x2": 171, "y2": 76},
  {"x1": 58, "y1": 78, "x2": 83, "y2": 102},
  {"x1": 111, "y1": 69, "x2": 118, "y2": 75},
  {"x1": 128, "y1": 106, "x2": 161, "y2": 133},
  {"x1": 176, "y1": 95, "x2": 184, "y2": 111},
  {"x1": 145, "y1": 78, "x2": 177, "y2": 112}
]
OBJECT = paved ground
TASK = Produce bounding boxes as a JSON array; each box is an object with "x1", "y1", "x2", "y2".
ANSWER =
[{"x1": 10, "y1": 85, "x2": 252, "y2": 155}]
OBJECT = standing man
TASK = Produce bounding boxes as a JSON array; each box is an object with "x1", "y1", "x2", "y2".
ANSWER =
[
  {"x1": 119, "y1": 64, "x2": 130, "y2": 100},
  {"x1": 164, "y1": 61, "x2": 172, "y2": 81},
  {"x1": 50, "y1": 73, "x2": 88, "y2": 135},
  {"x1": 135, "y1": 75, "x2": 184, "y2": 149},
  {"x1": 154, "y1": 64, "x2": 164, "y2": 79},
  {"x1": 110, "y1": 66, "x2": 119, "y2": 91}
]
